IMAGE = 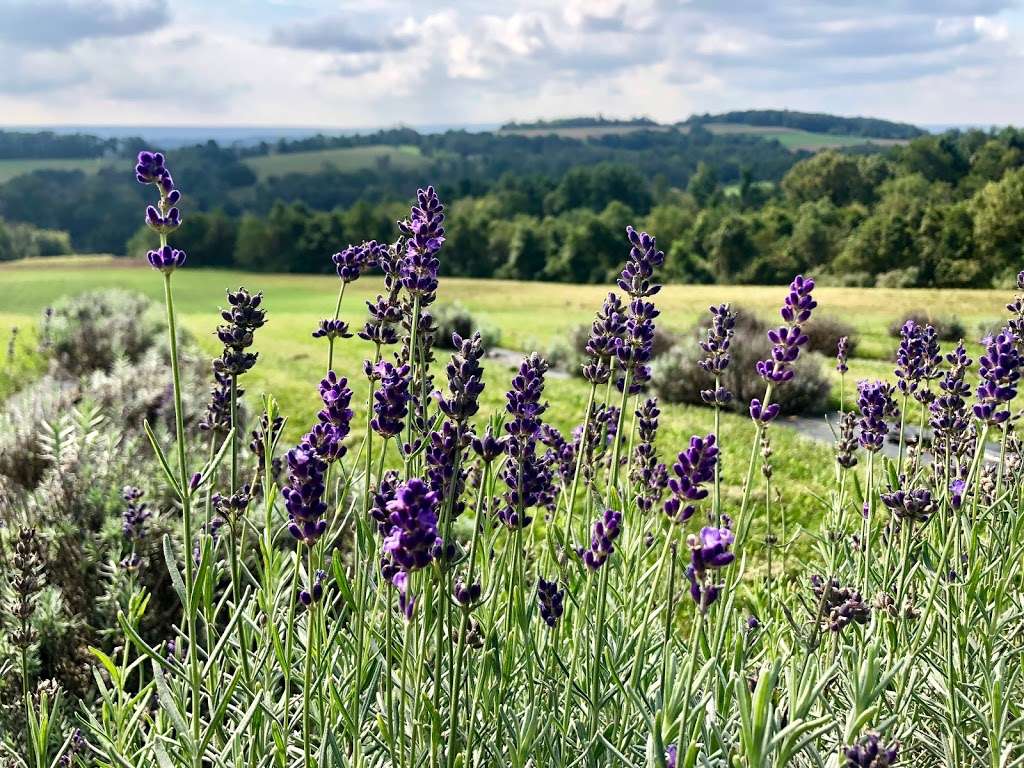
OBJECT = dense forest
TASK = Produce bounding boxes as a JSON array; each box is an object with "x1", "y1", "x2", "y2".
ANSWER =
[{"x1": 1, "y1": 113, "x2": 1023, "y2": 287}]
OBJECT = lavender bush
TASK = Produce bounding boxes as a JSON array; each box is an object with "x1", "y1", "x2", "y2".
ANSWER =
[{"x1": 3, "y1": 152, "x2": 1024, "y2": 768}]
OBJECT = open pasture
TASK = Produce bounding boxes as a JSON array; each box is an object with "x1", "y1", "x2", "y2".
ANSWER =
[{"x1": 242, "y1": 144, "x2": 429, "y2": 179}]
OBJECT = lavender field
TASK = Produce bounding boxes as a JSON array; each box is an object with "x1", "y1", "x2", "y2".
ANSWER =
[{"x1": 1, "y1": 150, "x2": 1024, "y2": 768}]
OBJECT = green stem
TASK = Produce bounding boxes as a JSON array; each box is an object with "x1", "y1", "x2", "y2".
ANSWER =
[
  {"x1": 161, "y1": 271, "x2": 202, "y2": 757},
  {"x1": 327, "y1": 282, "x2": 347, "y2": 372}
]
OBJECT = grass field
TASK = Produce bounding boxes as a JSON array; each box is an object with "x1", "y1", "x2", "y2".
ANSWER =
[
  {"x1": 243, "y1": 145, "x2": 428, "y2": 179},
  {"x1": 0, "y1": 259, "x2": 1014, "y2": 541},
  {"x1": 703, "y1": 123, "x2": 907, "y2": 152},
  {"x1": 0, "y1": 156, "x2": 109, "y2": 182}
]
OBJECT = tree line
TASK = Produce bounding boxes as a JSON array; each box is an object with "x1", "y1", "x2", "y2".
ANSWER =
[{"x1": 2, "y1": 124, "x2": 1024, "y2": 287}]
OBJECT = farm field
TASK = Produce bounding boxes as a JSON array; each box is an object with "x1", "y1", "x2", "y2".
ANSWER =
[
  {"x1": 702, "y1": 122, "x2": 907, "y2": 151},
  {"x1": 242, "y1": 144, "x2": 429, "y2": 179},
  {"x1": 0, "y1": 155, "x2": 108, "y2": 182}
]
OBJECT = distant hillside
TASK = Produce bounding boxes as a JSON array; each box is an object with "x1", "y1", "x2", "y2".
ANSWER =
[
  {"x1": 684, "y1": 110, "x2": 926, "y2": 140},
  {"x1": 500, "y1": 116, "x2": 658, "y2": 131},
  {"x1": 498, "y1": 116, "x2": 669, "y2": 139}
]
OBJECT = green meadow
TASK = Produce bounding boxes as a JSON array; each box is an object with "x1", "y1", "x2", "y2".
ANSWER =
[
  {"x1": 0, "y1": 156, "x2": 109, "y2": 183},
  {"x1": 0, "y1": 258, "x2": 1013, "y2": 542},
  {"x1": 243, "y1": 144, "x2": 429, "y2": 179}
]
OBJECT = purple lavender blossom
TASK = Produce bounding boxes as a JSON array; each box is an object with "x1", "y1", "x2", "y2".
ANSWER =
[
  {"x1": 306, "y1": 371, "x2": 354, "y2": 462},
  {"x1": 283, "y1": 443, "x2": 328, "y2": 546},
  {"x1": 299, "y1": 569, "x2": 327, "y2": 607},
  {"x1": 616, "y1": 297, "x2": 660, "y2": 392},
  {"x1": 754, "y1": 275, "x2": 817, "y2": 385},
  {"x1": 632, "y1": 398, "x2": 667, "y2": 513},
  {"x1": 583, "y1": 292, "x2": 627, "y2": 384},
  {"x1": 437, "y1": 332, "x2": 485, "y2": 423},
  {"x1": 974, "y1": 330, "x2": 1021, "y2": 425},
  {"x1": 686, "y1": 523, "x2": 735, "y2": 611},
  {"x1": 835, "y1": 411, "x2": 859, "y2": 469},
  {"x1": 811, "y1": 575, "x2": 870, "y2": 632},
  {"x1": 147, "y1": 245, "x2": 187, "y2": 274},
  {"x1": 369, "y1": 470, "x2": 401, "y2": 536},
  {"x1": 880, "y1": 481, "x2": 934, "y2": 524},
  {"x1": 930, "y1": 342, "x2": 972, "y2": 453},
  {"x1": 136, "y1": 151, "x2": 185, "y2": 272},
  {"x1": 215, "y1": 288, "x2": 266, "y2": 377},
  {"x1": 453, "y1": 578, "x2": 481, "y2": 606},
  {"x1": 843, "y1": 732, "x2": 899, "y2": 767},
  {"x1": 371, "y1": 361, "x2": 411, "y2": 438},
  {"x1": 1006, "y1": 271, "x2": 1024, "y2": 342},
  {"x1": 836, "y1": 336, "x2": 850, "y2": 375},
  {"x1": 540, "y1": 424, "x2": 576, "y2": 484},
  {"x1": 700, "y1": 304, "x2": 737, "y2": 406},
  {"x1": 537, "y1": 577, "x2": 565, "y2": 628},
  {"x1": 749, "y1": 398, "x2": 781, "y2": 424},
  {"x1": 361, "y1": 294, "x2": 403, "y2": 347},
  {"x1": 499, "y1": 354, "x2": 555, "y2": 528},
  {"x1": 609, "y1": 227, "x2": 664, "y2": 393},
  {"x1": 333, "y1": 240, "x2": 382, "y2": 284},
  {"x1": 145, "y1": 204, "x2": 180, "y2": 234},
  {"x1": 121, "y1": 486, "x2": 150, "y2": 540},
  {"x1": 398, "y1": 187, "x2": 444, "y2": 299},
  {"x1": 382, "y1": 478, "x2": 441, "y2": 572},
  {"x1": 666, "y1": 745, "x2": 678, "y2": 768},
  {"x1": 135, "y1": 151, "x2": 180, "y2": 204},
  {"x1": 618, "y1": 225, "x2": 665, "y2": 299},
  {"x1": 894, "y1": 320, "x2": 940, "y2": 402},
  {"x1": 580, "y1": 508, "x2": 622, "y2": 570},
  {"x1": 471, "y1": 425, "x2": 506, "y2": 463},
  {"x1": 950, "y1": 479, "x2": 966, "y2": 509},
  {"x1": 664, "y1": 434, "x2": 718, "y2": 524},
  {"x1": 198, "y1": 370, "x2": 233, "y2": 434},
  {"x1": 856, "y1": 380, "x2": 899, "y2": 452},
  {"x1": 312, "y1": 319, "x2": 351, "y2": 341},
  {"x1": 426, "y1": 421, "x2": 470, "y2": 521}
]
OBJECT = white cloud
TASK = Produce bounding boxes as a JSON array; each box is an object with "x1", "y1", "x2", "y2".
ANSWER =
[{"x1": 0, "y1": 0, "x2": 1022, "y2": 126}]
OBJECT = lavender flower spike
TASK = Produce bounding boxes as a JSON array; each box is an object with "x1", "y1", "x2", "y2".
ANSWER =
[
  {"x1": 333, "y1": 240, "x2": 382, "y2": 284},
  {"x1": 582, "y1": 292, "x2": 626, "y2": 384},
  {"x1": 700, "y1": 304, "x2": 736, "y2": 406},
  {"x1": 843, "y1": 732, "x2": 899, "y2": 767},
  {"x1": 537, "y1": 577, "x2": 565, "y2": 627},
  {"x1": 836, "y1": 335, "x2": 850, "y2": 374},
  {"x1": 580, "y1": 509, "x2": 623, "y2": 570},
  {"x1": 973, "y1": 330, "x2": 1022, "y2": 425},
  {"x1": 856, "y1": 380, "x2": 899, "y2": 452},
  {"x1": 755, "y1": 274, "x2": 817, "y2": 385},
  {"x1": 147, "y1": 245, "x2": 187, "y2": 274},
  {"x1": 619, "y1": 225, "x2": 665, "y2": 299},
  {"x1": 283, "y1": 442, "x2": 328, "y2": 546},
  {"x1": 686, "y1": 523, "x2": 735, "y2": 612},
  {"x1": 371, "y1": 361, "x2": 412, "y2": 439},
  {"x1": 398, "y1": 186, "x2": 445, "y2": 299},
  {"x1": 664, "y1": 434, "x2": 718, "y2": 524},
  {"x1": 499, "y1": 353, "x2": 555, "y2": 528},
  {"x1": 382, "y1": 478, "x2": 441, "y2": 572}
]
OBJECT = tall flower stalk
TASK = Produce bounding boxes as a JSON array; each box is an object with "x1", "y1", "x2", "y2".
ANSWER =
[{"x1": 136, "y1": 150, "x2": 204, "y2": 755}]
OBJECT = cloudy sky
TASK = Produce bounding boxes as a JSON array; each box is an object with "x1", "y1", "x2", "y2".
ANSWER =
[{"x1": 1, "y1": 0, "x2": 1023, "y2": 128}]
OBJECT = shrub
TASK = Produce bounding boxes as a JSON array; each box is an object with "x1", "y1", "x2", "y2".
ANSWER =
[
  {"x1": 804, "y1": 314, "x2": 858, "y2": 357},
  {"x1": 887, "y1": 310, "x2": 966, "y2": 342},
  {"x1": 875, "y1": 266, "x2": 920, "y2": 288},
  {"x1": 651, "y1": 325, "x2": 830, "y2": 416},
  {"x1": 431, "y1": 302, "x2": 501, "y2": 350},
  {"x1": 46, "y1": 289, "x2": 172, "y2": 376}
]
